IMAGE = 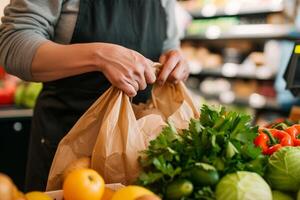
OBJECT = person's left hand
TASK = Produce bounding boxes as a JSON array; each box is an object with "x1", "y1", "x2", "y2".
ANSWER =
[{"x1": 157, "y1": 49, "x2": 189, "y2": 85}]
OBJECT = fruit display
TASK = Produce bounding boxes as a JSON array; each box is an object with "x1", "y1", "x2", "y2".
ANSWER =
[
  {"x1": 62, "y1": 157, "x2": 91, "y2": 181},
  {"x1": 25, "y1": 192, "x2": 52, "y2": 200},
  {"x1": 63, "y1": 169, "x2": 105, "y2": 200},
  {"x1": 0, "y1": 169, "x2": 161, "y2": 200},
  {"x1": 0, "y1": 68, "x2": 19, "y2": 105},
  {"x1": 0, "y1": 66, "x2": 42, "y2": 108},
  {"x1": 14, "y1": 82, "x2": 42, "y2": 108}
]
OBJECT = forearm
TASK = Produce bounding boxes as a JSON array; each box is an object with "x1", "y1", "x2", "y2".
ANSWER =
[{"x1": 31, "y1": 41, "x2": 99, "y2": 82}]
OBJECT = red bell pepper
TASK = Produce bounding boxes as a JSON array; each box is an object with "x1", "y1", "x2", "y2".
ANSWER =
[
  {"x1": 254, "y1": 133, "x2": 269, "y2": 153},
  {"x1": 285, "y1": 125, "x2": 300, "y2": 146},
  {"x1": 268, "y1": 129, "x2": 294, "y2": 146},
  {"x1": 255, "y1": 128, "x2": 293, "y2": 155}
]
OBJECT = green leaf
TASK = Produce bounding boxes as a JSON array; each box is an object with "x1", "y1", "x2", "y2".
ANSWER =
[
  {"x1": 194, "y1": 187, "x2": 216, "y2": 200},
  {"x1": 138, "y1": 172, "x2": 164, "y2": 185},
  {"x1": 195, "y1": 163, "x2": 217, "y2": 171},
  {"x1": 226, "y1": 141, "x2": 239, "y2": 159}
]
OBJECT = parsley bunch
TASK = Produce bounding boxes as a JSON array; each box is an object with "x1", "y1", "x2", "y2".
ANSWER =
[{"x1": 137, "y1": 105, "x2": 267, "y2": 199}]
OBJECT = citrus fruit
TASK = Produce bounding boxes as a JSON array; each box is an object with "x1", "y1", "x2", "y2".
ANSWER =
[
  {"x1": 25, "y1": 191, "x2": 52, "y2": 200},
  {"x1": 63, "y1": 168, "x2": 105, "y2": 200},
  {"x1": 111, "y1": 185, "x2": 153, "y2": 200},
  {"x1": 62, "y1": 157, "x2": 91, "y2": 181},
  {"x1": 136, "y1": 195, "x2": 161, "y2": 200},
  {"x1": 102, "y1": 187, "x2": 115, "y2": 200},
  {"x1": 0, "y1": 173, "x2": 14, "y2": 200}
]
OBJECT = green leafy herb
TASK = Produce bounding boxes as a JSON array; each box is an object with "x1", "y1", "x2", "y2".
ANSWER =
[{"x1": 137, "y1": 105, "x2": 266, "y2": 199}]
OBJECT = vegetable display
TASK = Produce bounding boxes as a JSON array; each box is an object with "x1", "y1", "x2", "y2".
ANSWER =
[
  {"x1": 215, "y1": 171, "x2": 272, "y2": 200},
  {"x1": 255, "y1": 122, "x2": 300, "y2": 155},
  {"x1": 285, "y1": 125, "x2": 300, "y2": 146},
  {"x1": 137, "y1": 105, "x2": 266, "y2": 199},
  {"x1": 255, "y1": 129, "x2": 293, "y2": 155},
  {"x1": 266, "y1": 147, "x2": 300, "y2": 192}
]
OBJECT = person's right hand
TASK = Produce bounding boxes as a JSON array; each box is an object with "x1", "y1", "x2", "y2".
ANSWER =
[{"x1": 93, "y1": 43, "x2": 156, "y2": 97}]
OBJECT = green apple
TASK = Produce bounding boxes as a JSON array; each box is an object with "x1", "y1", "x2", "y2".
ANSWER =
[
  {"x1": 14, "y1": 83, "x2": 26, "y2": 106},
  {"x1": 23, "y1": 82, "x2": 42, "y2": 108}
]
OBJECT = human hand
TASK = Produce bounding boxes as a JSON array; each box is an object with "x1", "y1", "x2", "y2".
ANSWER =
[
  {"x1": 95, "y1": 43, "x2": 156, "y2": 97},
  {"x1": 157, "y1": 49, "x2": 189, "y2": 85}
]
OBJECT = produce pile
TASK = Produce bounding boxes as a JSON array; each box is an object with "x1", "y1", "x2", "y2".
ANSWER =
[
  {"x1": 137, "y1": 105, "x2": 300, "y2": 200},
  {"x1": 2, "y1": 104, "x2": 300, "y2": 200},
  {"x1": 0, "y1": 168, "x2": 161, "y2": 200},
  {"x1": 0, "y1": 66, "x2": 42, "y2": 107}
]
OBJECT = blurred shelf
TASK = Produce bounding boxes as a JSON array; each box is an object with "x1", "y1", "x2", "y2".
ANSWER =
[
  {"x1": 200, "y1": 93, "x2": 281, "y2": 111},
  {"x1": 190, "y1": 68, "x2": 276, "y2": 81},
  {"x1": 184, "y1": 24, "x2": 300, "y2": 40},
  {"x1": 189, "y1": 2, "x2": 283, "y2": 18},
  {"x1": 0, "y1": 107, "x2": 33, "y2": 119}
]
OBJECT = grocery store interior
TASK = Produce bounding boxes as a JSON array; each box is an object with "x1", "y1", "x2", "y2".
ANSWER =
[{"x1": 1, "y1": 0, "x2": 300, "y2": 198}]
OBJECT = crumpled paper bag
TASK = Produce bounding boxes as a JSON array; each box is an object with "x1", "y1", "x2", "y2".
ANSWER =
[{"x1": 46, "y1": 82, "x2": 199, "y2": 191}]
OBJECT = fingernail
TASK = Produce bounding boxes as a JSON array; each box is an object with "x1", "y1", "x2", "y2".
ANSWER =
[
  {"x1": 151, "y1": 74, "x2": 156, "y2": 83},
  {"x1": 130, "y1": 91, "x2": 137, "y2": 97}
]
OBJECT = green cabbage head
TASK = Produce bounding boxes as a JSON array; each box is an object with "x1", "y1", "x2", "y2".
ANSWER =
[
  {"x1": 266, "y1": 147, "x2": 300, "y2": 192},
  {"x1": 216, "y1": 171, "x2": 272, "y2": 200}
]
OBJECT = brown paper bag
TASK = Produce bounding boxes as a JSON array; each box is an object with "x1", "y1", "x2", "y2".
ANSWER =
[{"x1": 46, "y1": 82, "x2": 199, "y2": 191}]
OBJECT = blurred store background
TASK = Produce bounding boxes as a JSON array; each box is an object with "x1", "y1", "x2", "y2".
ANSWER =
[
  {"x1": 177, "y1": 0, "x2": 300, "y2": 125},
  {"x1": 1, "y1": 0, "x2": 300, "y2": 190}
]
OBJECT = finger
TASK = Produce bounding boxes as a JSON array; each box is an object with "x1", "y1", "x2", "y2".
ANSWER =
[
  {"x1": 168, "y1": 62, "x2": 186, "y2": 83},
  {"x1": 144, "y1": 60, "x2": 156, "y2": 84},
  {"x1": 157, "y1": 55, "x2": 179, "y2": 85},
  {"x1": 183, "y1": 71, "x2": 189, "y2": 82},
  {"x1": 128, "y1": 79, "x2": 139, "y2": 92},
  {"x1": 132, "y1": 62, "x2": 147, "y2": 90},
  {"x1": 117, "y1": 80, "x2": 137, "y2": 97},
  {"x1": 183, "y1": 65, "x2": 190, "y2": 81},
  {"x1": 159, "y1": 53, "x2": 167, "y2": 65},
  {"x1": 172, "y1": 61, "x2": 190, "y2": 82},
  {"x1": 134, "y1": 73, "x2": 147, "y2": 90}
]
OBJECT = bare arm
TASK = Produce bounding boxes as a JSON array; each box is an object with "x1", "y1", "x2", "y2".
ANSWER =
[
  {"x1": 31, "y1": 41, "x2": 156, "y2": 96},
  {"x1": 31, "y1": 42, "x2": 97, "y2": 81}
]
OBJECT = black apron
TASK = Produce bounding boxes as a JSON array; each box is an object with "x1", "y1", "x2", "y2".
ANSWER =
[{"x1": 25, "y1": 0, "x2": 166, "y2": 191}]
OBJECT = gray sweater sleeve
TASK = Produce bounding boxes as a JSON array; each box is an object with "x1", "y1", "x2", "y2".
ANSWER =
[
  {"x1": 0, "y1": 0, "x2": 63, "y2": 80},
  {"x1": 162, "y1": 0, "x2": 180, "y2": 52}
]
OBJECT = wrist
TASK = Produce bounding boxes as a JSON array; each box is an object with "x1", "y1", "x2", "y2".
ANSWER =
[{"x1": 87, "y1": 43, "x2": 109, "y2": 73}]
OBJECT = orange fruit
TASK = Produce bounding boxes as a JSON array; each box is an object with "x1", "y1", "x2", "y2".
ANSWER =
[
  {"x1": 63, "y1": 169, "x2": 105, "y2": 200},
  {"x1": 0, "y1": 173, "x2": 14, "y2": 200},
  {"x1": 25, "y1": 191, "x2": 52, "y2": 200},
  {"x1": 62, "y1": 157, "x2": 91, "y2": 181},
  {"x1": 136, "y1": 195, "x2": 161, "y2": 200},
  {"x1": 111, "y1": 186, "x2": 153, "y2": 200},
  {"x1": 101, "y1": 187, "x2": 115, "y2": 200}
]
